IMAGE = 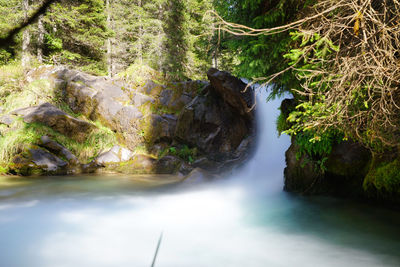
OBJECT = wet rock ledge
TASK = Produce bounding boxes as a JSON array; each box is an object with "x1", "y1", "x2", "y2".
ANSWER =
[{"x1": 1, "y1": 66, "x2": 255, "y2": 178}]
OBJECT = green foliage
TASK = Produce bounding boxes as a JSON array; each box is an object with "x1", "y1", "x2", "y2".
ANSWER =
[
  {"x1": 0, "y1": 119, "x2": 40, "y2": 165},
  {"x1": 162, "y1": 144, "x2": 197, "y2": 163},
  {"x1": 0, "y1": 49, "x2": 12, "y2": 65},
  {"x1": 276, "y1": 109, "x2": 290, "y2": 136},
  {"x1": 294, "y1": 130, "x2": 343, "y2": 159},
  {"x1": 118, "y1": 63, "x2": 163, "y2": 87},
  {"x1": 177, "y1": 145, "x2": 197, "y2": 163},
  {"x1": 42, "y1": 0, "x2": 109, "y2": 74},
  {"x1": 162, "y1": 0, "x2": 190, "y2": 81},
  {"x1": 0, "y1": 118, "x2": 116, "y2": 168},
  {"x1": 364, "y1": 159, "x2": 400, "y2": 197},
  {"x1": 214, "y1": 0, "x2": 314, "y2": 95}
]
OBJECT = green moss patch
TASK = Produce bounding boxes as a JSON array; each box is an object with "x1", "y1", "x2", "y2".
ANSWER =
[
  {"x1": 0, "y1": 118, "x2": 116, "y2": 173},
  {"x1": 364, "y1": 158, "x2": 400, "y2": 197}
]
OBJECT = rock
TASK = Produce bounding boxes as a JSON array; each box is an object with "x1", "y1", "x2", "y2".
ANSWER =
[
  {"x1": 233, "y1": 137, "x2": 253, "y2": 158},
  {"x1": 284, "y1": 141, "x2": 324, "y2": 194},
  {"x1": 284, "y1": 138, "x2": 372, "y2": 196},
  {"x1": 325, "y1": 141, "x2": 371, "y2": 178},
  {"x1": 207, "y1": 68, "x2": 255, "y2": 119},
  {"x1": 132, "y1": 93, "x2": 155, "y2": 106},
  {"x1": 103, "y1": 154, "x2": 157, "y2": 174},
  {"x1": 155, "y1": 155, "x2": 182, "y2": 174},
  {"x1": 11, "y1": 106, "x2": 37, "y2": 116},
  {"x1": 175, "y1": 95, "x2": 251, "y2": 160},
  {"x1": 13, "y1": 103, "x2": 94, "y2": 142},
  {"x1": 192, "y1": 157, "x2": 219, "y2": 171},
  {"x1": 29, "y1": 148, "x2": 68, "y2": 172},
  {"x1": 179, "y1": 162, "x2": 194, "y2": 175},
  {"x1": 0, "y1": 115, "x2": 15, "y2": 126},
  {"x1": 143, "y1": 114, "x2": 177, "y2": 144},
  {"x1": 81, "y1": 161, "x2": 101, "y2": 174},
  {"x1": 40, "y1": 136, "x2": 79, "y2": 165},
  {"x1": 95, "y1": 145, "x2": 134, "y2": 164},
  {"x1": 324, "y1": 141, "x2": 372, "y2": 196},
  {"x1": 181, "y1": 168, "x2": 212, "y2": 184}
]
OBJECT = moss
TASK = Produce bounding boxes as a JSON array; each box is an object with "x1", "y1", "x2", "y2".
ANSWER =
[
  {"x1": 117, "y1": 63, "x2": 165, "y2": 90},
  {"x1": 276, "y1": 110, "x2": 289, "y2": 136},
  {"x1": 103, "y1": 154, "x2": 156, "y2": 174},
  {"x1": 138, "y1": 115, "x2": 163, "y2": 147},
  {"x1": 0, "y1": 117, "x2": 116, "y2": 171},
  {"x1": 364, "y1": 158, "x2": 400, "y2": 198},
  {"x1": 0, "y1": 165, "x2": 8, "y2": 175}
]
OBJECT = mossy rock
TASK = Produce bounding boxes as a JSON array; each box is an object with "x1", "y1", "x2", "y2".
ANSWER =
[
  {"x1": 364, "y1": 158, "x2": 400, "y2": 202},
  {"x1": 155, "y1": 155, "x2": 182, "y2": 174},
  {"x1": 103, "y1": 154, "x2": 156, "y2": 174}
]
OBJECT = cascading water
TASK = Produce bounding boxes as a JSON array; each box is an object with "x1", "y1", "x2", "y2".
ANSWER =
[{"x1": 0, "y1": 86, "x2": 400, "y2": 267}]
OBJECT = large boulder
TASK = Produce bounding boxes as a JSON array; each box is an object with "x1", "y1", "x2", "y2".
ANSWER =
[
  {"x1": 207, "y1": 68, "x2": 255, "y2": 119},
  {"x1": 284, "y1": 138, "x2": 372, "y2": 196},
  {"x1": 12, "y1": 103, "x2": 94, "y2": 142},
  {"x1": 175, "y1": 93, "x2": 252, "y2": 161}
]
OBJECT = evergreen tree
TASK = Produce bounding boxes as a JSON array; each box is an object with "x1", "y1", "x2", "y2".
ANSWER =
[
  {"x1": 162, "y1": 0, "x2": 189, "y2": 80},
  {"x1": 214, "y1": 0, "x2": 310, "y2": 94},
  {"x1": 106, "y1": 0, "x2": 166, "y2": 75},
  {"x1": 21, "y1": 0, "x2": 30, "y2": 67},
  {"x1": 40, "y1": 0, "x2": 109, "y2": 74},
  {"x1": 0, "y1": 0, "x2": 26, "y2": 64}
]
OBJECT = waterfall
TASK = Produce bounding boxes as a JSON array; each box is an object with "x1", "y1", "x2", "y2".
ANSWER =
[{"x1": 231, "y1": 83, "x2": 290, "y2": 192}]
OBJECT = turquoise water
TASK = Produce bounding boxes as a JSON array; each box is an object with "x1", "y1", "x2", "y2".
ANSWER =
[{"x1": 0, "y1": 92, "x2": 399, "y2": 267}]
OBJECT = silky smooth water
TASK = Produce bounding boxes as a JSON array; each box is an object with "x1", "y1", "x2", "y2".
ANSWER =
[{"x1": 0, "y1": 89, "x2": 399, "y2": 267}]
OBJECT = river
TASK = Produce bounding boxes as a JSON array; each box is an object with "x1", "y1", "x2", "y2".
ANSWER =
[{"x1": 0, "y1": 88, "x2": 399, "y2": 267}]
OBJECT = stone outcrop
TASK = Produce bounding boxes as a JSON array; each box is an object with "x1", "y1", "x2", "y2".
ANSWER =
[
  {"x1": 207, "y1": 68, "x2": 255, "y2": 119},
  {"x1": 8, "y1": 65, "x2": 256, "y2": 176},
  {"x1": 12, "y1": 103, "x2": 94, "y2": 142},
  {"x1": 40, "y1": 136, "x2": 79, "y2": 165},
  {"x1": 284, "y1": 137, "x2": 372, "y2": 197}
]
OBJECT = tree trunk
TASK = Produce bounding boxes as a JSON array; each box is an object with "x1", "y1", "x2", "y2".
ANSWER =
[
  {"x1": 37, "y1": 14, "x2": 44, "y2": 64},
  {"x1": 106, "y1": 0, "x2": 113, "y2": 77},
  {"x1": 138, "y1": 0, "x2": 143, "y2": 65},
  {"x1": 22, "y1": 0, "x2": 30, "y2": 67},
  {"x1": 156, "y1": 3, "x2": 163, "y2": 72}
]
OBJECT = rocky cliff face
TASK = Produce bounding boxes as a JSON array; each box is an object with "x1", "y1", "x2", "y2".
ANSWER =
[{"x1": 1, "y1": 66, "x2": 255, "y2": 176}]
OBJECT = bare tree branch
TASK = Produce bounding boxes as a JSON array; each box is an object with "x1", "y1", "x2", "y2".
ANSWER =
[{"x1": 210, "y1": 0, "x2": 400, "y2": 149}]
